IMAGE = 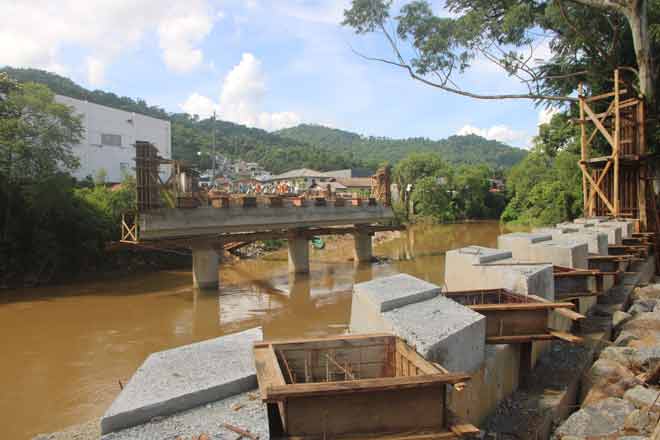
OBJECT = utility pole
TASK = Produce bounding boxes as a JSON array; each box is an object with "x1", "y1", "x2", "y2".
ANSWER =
[{"x1": 211, "y1": 110, "x2": 217, "y2": 188}]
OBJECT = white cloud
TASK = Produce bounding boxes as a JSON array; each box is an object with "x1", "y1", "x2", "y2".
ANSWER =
[
  {"x1": 0, "y1": 0, "x2": 216, "y2": 82},
  {"x1": 457, "y1": 124, "x2": 530, "y2": 146},
  {"x1": 538, "y1": 107, "x2": 560, "y2": 125},
  {"x1": 180, "y1": 53, "x2": 301, "y2": 131},
  {"x1": 157, "y1": 1, "x2": 215, "y2": 73},
  {"x1": 85, "y1": 57, "x2": 105, "y2": 86}
]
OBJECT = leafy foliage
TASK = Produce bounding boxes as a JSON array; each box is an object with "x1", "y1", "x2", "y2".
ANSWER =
[
  {"x1": 501, "y1": 113, "x2": 583, "y2": 225},
  {"x1": 393, "y1": 152, "x2": 506, "y2": 222}
]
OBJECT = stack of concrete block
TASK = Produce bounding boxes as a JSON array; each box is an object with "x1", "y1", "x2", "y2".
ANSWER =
[
  {"x1": 349, "y1": 273, "x2": 486, "y2": 373},
  {"x1": 444, "y1": 246, "x2": 554, "y2": 300}
]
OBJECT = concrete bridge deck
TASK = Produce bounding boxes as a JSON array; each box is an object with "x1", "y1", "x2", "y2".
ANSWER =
[{"x1": 138, "y1": 204, "x2": 394, "y2": 240}]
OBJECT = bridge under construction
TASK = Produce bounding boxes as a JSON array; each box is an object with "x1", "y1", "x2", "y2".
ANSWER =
[{"x1": 120, "y1": 142, "x2": 398, "y2": 288}]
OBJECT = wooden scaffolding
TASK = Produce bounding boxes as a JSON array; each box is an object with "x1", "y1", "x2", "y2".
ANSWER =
[{"x1": 578, "y1": 69, "x2": 649, "y2": 229}]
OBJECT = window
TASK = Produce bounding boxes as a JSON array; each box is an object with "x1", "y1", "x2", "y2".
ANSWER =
[
  {"x1": 120, "y1": 162, "x2": 130, "y2": 174},
  {"x1": 101, "y1": 133, "x2": 122, "y2": 147}
]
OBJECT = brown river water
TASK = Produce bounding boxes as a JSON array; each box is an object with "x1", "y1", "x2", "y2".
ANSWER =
[{"x1": 0, "y1": 221, "x2": 519, "y2": 439}]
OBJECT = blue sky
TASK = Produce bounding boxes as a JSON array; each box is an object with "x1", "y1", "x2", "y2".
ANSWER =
[{"x1": 1, "y1": 0, "x2": 559, "y2": 148}]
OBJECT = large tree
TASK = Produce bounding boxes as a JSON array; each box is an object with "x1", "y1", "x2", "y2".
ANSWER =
[
  {"x1": 0, "y1": 74, "x2": 83, "y2": 240},
  {"x1": 343, "y1": 0, "x2": 658, "y2": 110}
]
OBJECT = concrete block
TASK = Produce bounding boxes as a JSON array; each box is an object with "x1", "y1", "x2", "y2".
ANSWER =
[
  {"x1": 534, "y1": 228, "x2": 608, "y2": 255},
  {"x1": 192, "y1": 247, "x2": 219, "y2": 289},
  {"x1": 349, "y1": 274, "x2": 485, "y2": 373},
  {"x1": 101, "y1": 327, "x2": 263, "y2": 434},
  {"x1": 497, "y1": 232, "x2": 552, "y2": 260},
  {"x1": 350, "y1": 274, "x2": 441, "y2": 334},
  {"x1": 448, "y1": 344, "x2": 520, "y2": 425},
  {"x1": 445, "y1": 247, "x2": 554, "y2": 300},
  {"x1": 530, "y1": 239, "x2": 589, "y2": 269},
  {"x1": 574, "y1": 216, "x2": 610, "y2": 225},
  {"x1": 593, "y1": 224, "x2": 623, "y2": 245},
  {"x1": 383, "y1": 294, "x2": 486, "y2": 373},
  {"x1": 602, "y1": 220, "x2": 634, "y2": 238}
]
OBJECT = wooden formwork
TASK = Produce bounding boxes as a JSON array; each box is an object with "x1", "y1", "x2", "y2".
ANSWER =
[
  {"x1": 253, "y1": 333, "x2": 477, "y2": 440},
  {"x1": 443, "y1": 289, "x2": 583, "y2": 344}
]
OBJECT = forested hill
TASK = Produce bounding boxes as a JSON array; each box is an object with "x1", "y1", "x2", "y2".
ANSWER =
[
  {"x1": 276, "y1": 124, "x2": 527, "y2": 169},
  {"x1": 2, "y1": 67, "x2": 526, "y2": 173}
]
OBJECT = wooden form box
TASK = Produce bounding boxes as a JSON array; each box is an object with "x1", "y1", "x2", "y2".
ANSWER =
[
  {"x1": 211, "y1": 196, "x2": 230, "y2": 208},
  {"x1": 242, "y1": 196, "x2": 257, "y2": 208},
  {"x1": 552, "y1": 265, "x2": 612, "y2": 301},
  {"x1": 443, "y1": 289, "x2": 583, "y2": 344},
  {"x1": 253, "y1": 333, "x2": 475, "y2": 440},
  {"x1": 269, "y1": 196, "x2": 284, "y2": 208}
]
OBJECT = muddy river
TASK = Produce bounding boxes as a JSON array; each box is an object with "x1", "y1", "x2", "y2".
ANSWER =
[{"x1": 0, "y1": 221, "x2": 519, "y2": 439}]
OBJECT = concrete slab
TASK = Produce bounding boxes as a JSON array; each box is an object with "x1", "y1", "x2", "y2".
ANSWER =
[
  {"x1": 101, "y1": 390, "x2": 268, "y2": 440},
  {"x1": 139, "y1": 205, "x2": 394, "y2": 239},
  {"x1": 353, "y1": 273, "x2": 441, "y2": 313},
  {"x1": 530, "y1": 239, "x2": 589, "y2": 269},
  {"x1": 447, "y1": 245, "x2": 513, "y2": 265},
  {"x1": 574, "y1": 216, "x2": 610, "y2": 224},
  {"x1": 382, "y1": 294, "x2": 486, "y2": 373},
  {"x1": 101, "y1": 327, "x2": 263, "y2": 434},
  {"x1": 497, "y1": 232, "x2": 553, "y2": 261}
]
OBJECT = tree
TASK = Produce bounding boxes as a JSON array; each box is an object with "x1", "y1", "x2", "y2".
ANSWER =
[
  {"x1": 411, "y1": 176, "x2": 454, "y2": 222},
  {"x1": 393, "y1": 152, "x2": 448, "y2": 209},
  {"x1": 342, "y1": 0, "x2": 657, "y2": 110},
  {"x1": 0, "y1": 78, "x2": 83, "y2": 241}
]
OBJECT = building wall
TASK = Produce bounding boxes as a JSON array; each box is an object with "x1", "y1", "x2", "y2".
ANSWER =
[{"x1": 56, "y1": 95, "x2": 171, "y2": 183}]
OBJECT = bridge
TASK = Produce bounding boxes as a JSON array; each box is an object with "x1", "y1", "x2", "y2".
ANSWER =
[{"x1": 120, "y1": 142, "x2": 398, "y2": 288}]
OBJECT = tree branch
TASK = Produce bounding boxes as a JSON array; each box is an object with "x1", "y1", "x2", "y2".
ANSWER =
[{"x1": 361, "y1": 23, "x2": 579, "y2": 102}]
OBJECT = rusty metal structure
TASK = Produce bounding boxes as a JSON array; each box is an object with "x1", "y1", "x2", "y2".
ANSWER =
[
  {"x1": 370, "y1": 165, "x2": 392, "y2": 206},
  {"x1": 578, "y1": 69, "x2": 650, "y2": 228}
]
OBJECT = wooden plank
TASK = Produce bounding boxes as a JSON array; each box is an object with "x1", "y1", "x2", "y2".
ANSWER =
[
  {"x1": 254, "y1": 344, "x2": 287, "y2": 400},
  {"x1": 486, "y1": 334, "x2": 555, "y2": 344},
  {"x1": 258, "y1": 333, "x2": 394, "y2": 347},
  {"x1": 284, "y1": 386, "x2": 445, "y2": 436},
  {"x1": 469, "y1": 302, "x2": 575, "y2": 311},
  {"x1": 614, "y1": 69, "x2": 620, "y2": 216},
  {"x1": 395, "y1": 339, "x2": 444, "y2": 375},
  {"x1": 549, "y1": 330, "x2": 584, "y2": 344},
  {"x1": 580, "y1": 163, "x2": 615, "y2": 213},
  {"x1": 449, "y1": 424, "x2": 480, "y2": 437},
  {"x1": 586, "y1": 159, "x2": 613, "y2": 212},
  {"x1": 266, "y1": 373, "x2": 471, "y2": 400},
  {"x1": 583, "y1": 99, "x2": 616, "y2": 148},
  {"x1": 579, "y1": 83, "x2": 589, "y2": 214},
  {"x1": 553, "y1": 308, "x2": 586, "y2": 322}
]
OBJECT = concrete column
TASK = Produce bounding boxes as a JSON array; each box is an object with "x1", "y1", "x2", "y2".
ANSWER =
[
  {"x1": 288, "y1": 233, "x2": 309, "y2": 274},
  {"x1": 353, "y1": 231, "x2": 373, "y2": 263},
  {"x1": 192, "y1": 246, "x2": 219, "y2": 289}
]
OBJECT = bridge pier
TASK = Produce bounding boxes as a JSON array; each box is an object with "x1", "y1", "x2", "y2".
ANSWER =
[
  {"x1": 192, "y1": 245, "x2": 220, "y2": 289},
  {"x1": 353, "y1": 228, "x2": 373, "y2": 263},
  {"x1": 288, "y1": 231, "x2": 310, "y2": 274}
]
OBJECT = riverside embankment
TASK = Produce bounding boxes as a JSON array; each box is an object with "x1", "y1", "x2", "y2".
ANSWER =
[{"x1": 2, "y1": 221, "x2": 517, "y2": 440}]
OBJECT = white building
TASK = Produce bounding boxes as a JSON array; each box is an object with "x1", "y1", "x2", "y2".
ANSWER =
[{"x1": 55, "y1": 95, "x2": 171, "y2": 183}]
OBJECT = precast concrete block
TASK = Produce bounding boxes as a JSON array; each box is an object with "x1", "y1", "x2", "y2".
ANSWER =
[
  {"x1": 445, "y1": 246, "x2": 554, "y2": 299},
  {"x1": 593, "y1": 224, "x2": 623, "y2": 245},
  {"x1": 574, "y1": 216, "x2": 610, "y2": 225},
  {"x1": 444, "y1": 246, "x2": 512, "y2": 290},
  {"x1": 535, "y1": 228, "x2": 608, "y2": 256},
  {"x1": 497, "y1": 232, "x2": 552, "y2": 261},
  {"x1": 349, "y1": 274, "x2": 440, "y2": 334},
  {"x1": 382, "y1": 294, "x2": 486, "y2": 373},
  {"x1": 101, "y1": 327, "x2": 263, "y2": 434},
  {"x1": 530, "y1": 239, "x2": 589, "y2": 269},
  {"x1": 602, "y1": 220, "x2": 634, "y2": 238}
]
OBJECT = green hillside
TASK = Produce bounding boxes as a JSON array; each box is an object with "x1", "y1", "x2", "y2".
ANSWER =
[
  {"x1": 2, "y1": 67, "x2": 526, "y2": 173},
  {"x1": 276, "y1": 124, "x2": 527, "y2": 169}
]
